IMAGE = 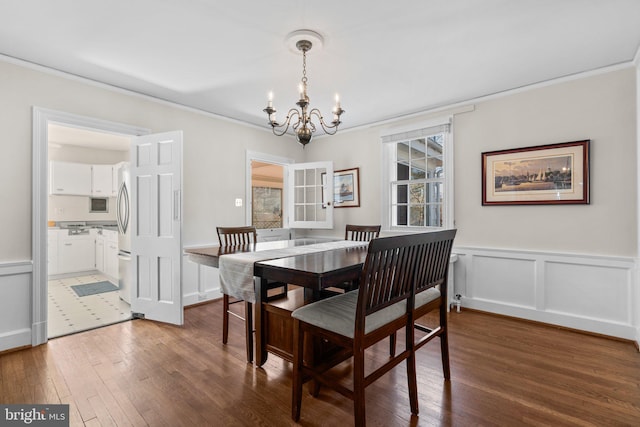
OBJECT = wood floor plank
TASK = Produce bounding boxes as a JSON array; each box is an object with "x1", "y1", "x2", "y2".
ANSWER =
[{"x1": 1, "y1": 303, "x2": 639, "y2": 426}]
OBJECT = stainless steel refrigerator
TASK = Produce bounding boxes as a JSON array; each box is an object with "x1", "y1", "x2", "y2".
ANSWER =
[{"x1": 116, "y1": 163, "x2": 132, "y2": 304}]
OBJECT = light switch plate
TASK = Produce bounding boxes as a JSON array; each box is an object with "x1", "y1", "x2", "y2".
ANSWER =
[{"x1": 235, "y1": 198, "x2": 242, "y2": 207}]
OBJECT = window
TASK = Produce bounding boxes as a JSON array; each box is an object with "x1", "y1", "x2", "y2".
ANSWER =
[{"x1": 382, "y1": 121, "x2": 452, "y2": 230}]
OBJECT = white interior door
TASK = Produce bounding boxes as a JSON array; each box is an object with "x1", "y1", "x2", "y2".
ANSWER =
[
  {"x1": 287, "y1": 161, "x2": 333, "y2": 229},
  {"x1": 130, "y1": 131, "x2": 183, "y2": 325}
]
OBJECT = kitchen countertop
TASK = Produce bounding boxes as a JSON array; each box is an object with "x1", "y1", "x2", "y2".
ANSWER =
[{"x1": 49, "y1": 221, "x2": 118, "y2": 234}]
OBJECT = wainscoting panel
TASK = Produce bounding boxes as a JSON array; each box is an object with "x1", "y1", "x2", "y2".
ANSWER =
[
  {"x1": 545, "y1": 261, "x2": 630, "y2": 323},
  {"x1": 182, "y1": 254, "x2": 222, "y2": 306},
  {"x1": 453, "y1": 247, "x2": 637, "y2": 340},
  {"x1": 0, "y1": 261, "x2": 33, "y2": 352},
  {"x1": 472, "y1": 255, "x2": 536, "y2": 308}
]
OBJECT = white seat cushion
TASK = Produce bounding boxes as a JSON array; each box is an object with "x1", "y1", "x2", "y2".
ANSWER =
[
  {"x1": 416, "y1": 287, "x2": 440, "y2": 308},
  {"x1": 292, "y1": 290, "x2": 407, "y2": 339}
]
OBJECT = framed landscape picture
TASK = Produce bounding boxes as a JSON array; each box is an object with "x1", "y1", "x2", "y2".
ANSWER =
[
  {"x1": 332, "y1": 167, "x2": 360, "y2": 208},
  {"x1": 482, "y1": 140, "x2": 590, "y2": 205}
]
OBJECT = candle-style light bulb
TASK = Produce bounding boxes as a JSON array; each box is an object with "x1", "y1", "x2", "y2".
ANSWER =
[
  {"x1": 335, "y1": 94, "x2": 341, "y2": 109},
  {"x1": 267, "y1": 91, "x2": 273, "y2": 108}
]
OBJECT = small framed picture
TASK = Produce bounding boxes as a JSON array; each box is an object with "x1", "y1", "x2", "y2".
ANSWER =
[
  {"x1": 482, "y1": 140, "x2": 590, "y2": 205},
  {"x1": 333, "y1": 167, "x2": 360, "y2": 208}
]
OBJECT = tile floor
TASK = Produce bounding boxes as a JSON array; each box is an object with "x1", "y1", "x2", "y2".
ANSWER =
[{"x1": 48, "y1": 273, "x2": 131, "y2": 338}]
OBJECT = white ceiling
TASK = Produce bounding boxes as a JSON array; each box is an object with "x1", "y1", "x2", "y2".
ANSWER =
[{"x1": 3, "y1": 1, "x2": 640, "y2": 137}]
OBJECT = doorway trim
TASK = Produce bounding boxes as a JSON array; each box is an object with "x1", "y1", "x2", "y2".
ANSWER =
[{"x1": 32, "y1": 107, "x2": 149, "y2": 346}]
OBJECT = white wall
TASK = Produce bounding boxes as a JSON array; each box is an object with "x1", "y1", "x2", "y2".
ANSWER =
[
  {"x1": 0, "y1": 58, "x2": 304, "y2": 261},
  {"x1": 452, "y1": 68, "x2": 637, "y2": 340},
  {"x1": 48, "y1": 195, "x2": 117, "y2": 223},
  {"x1": 455, "y1": 68, "x2": 637, "y2": 256},
  {"x1": 0, "y1": 56, "x2": 637, "y2": 350},
  {"x1": 304, "y1": 66, "x2": 639, "y2": 341},
  {"x1": 0, "y1": 58, "x2": 304, "y2": 351}
]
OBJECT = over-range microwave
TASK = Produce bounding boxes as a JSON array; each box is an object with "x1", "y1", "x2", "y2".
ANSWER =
[{"x1": 89, "y1": 197, "x2": 109, "y2": 213}]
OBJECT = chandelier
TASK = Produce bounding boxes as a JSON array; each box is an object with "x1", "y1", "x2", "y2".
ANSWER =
[{"x1": 263, "y1": 32, "x2": 345, "y2": 147}]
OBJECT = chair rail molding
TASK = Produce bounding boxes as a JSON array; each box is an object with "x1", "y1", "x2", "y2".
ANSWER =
[{"x1": 452, "y1": 246, "x2": 637, "y2": 341}]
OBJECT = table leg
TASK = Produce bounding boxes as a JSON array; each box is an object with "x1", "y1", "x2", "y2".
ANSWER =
[{"x1": 254, "y1": 276, "x2": 269, "y2": 366}]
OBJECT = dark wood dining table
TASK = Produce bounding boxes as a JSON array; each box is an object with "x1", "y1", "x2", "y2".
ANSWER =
[
  {"x1": 253, "y1": 246, "x2": 368, "y2": 365},
  {"x1": 184, "y1": 239, "x2": 369, "y2": 366}
]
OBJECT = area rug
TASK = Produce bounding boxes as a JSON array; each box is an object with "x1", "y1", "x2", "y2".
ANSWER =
[{"x1": 71, "y1": 281, "x2": 119, "y2": 297}]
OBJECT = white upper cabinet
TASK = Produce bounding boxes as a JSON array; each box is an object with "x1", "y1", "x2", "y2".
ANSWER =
[
  {"x1": 91, "y1": 164, "x2": 113, "y2": 196},
  {"x1": 50, "y1": 161, "x2": 121, "y2": 197},
  {"x1": 50, "y1": 161, "x2": 92, "y2": 196}
]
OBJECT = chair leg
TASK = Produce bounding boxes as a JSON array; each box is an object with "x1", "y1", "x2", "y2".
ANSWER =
[
  {"x1": 406, "y1": 322, "x2": 419, "y2": 415},
  {"x1": 291, "y1": 320, "x2": 304, "y2": 422},
  {"x1": 222, "y1": 294, "x2": 230, "y2": 344},
  {"x1": 440, "y1": 306, "x2": 451, "y2": 380},
  {"x1": 245, "y1": 301, "x2": 253, "y2": 363},
  {"x1": 353, "y1": 346, "x2": 366, "y2": 427},
  {"x1": 407, "y1": 348, "x2": 419, "y2": 415},
  {"x1": 389, "y1": 332, "x2": 396, "y2": 357},
  {"x1": 440, "y1": 329, "x2": 451, "y2": 380}
]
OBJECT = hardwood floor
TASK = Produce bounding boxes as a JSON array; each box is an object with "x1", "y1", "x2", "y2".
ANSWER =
[{"x1": 1, "y1": 302, "x2": 639, "y2": 426}]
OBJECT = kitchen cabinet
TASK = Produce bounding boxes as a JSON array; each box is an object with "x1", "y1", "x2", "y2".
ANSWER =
[
  {"x1": 95, "y1": 229, "x2": 118, "y2": 282},
  {"x1": 50, "y1": 161, "x2": 92, "y2": 196},
  {"x1": 95, "y1": 235, "x2": 105, "y2": 272},
  {"x1": 50, "y1": 161, "x2": 121, "y2": 197},
  {"x1": 92, "y1": 165, "x2": 113, "y2": 196},
  {"x1": 58, "y1": 233, "x2": 95, "y2": 274},
  {"x1": 104, "y1": 230, "x2": 119, "y2": 280}
]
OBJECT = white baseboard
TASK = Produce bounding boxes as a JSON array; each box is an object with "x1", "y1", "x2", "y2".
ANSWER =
[
  {"x1": 183, "y1": 289, "x2": 223, "y2": 306},
  {"x1": 0, "y1": 328, "x2": 32, "y2": 352}
]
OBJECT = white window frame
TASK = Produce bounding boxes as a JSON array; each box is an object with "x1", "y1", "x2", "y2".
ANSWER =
[{"x1": 380, "y1": 118, "x2": 454, "y2": 232}]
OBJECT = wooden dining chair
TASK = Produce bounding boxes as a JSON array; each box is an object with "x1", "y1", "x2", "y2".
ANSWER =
[
  {"x1": 389, "y1": 229, "x2": 457, "y2": 382},
  {"x1": 216, "y1": 226, "x2": 288, "y2": 363},
  {"x1": 337, "y1": 224, "x2": 382, "y2": 292},
  {"x1": 291, "y1": 232, "x2": 451, "y2": 426},
  {"x1": 344, "y1": 224, "x2": 381, "y2": 242}
]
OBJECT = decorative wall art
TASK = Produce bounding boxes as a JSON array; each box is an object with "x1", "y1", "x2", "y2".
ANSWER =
[
  {"x1": 482, "y1": 140, "x2": 590, "y2": 205},
  {"x1": 332, "y1": 167, "x2": 360, "y2": 208}
]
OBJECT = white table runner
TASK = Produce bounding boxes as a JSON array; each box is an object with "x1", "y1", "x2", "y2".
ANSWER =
[{"x1": 219, "y1": 240, "x2": 368, "y2": 303}]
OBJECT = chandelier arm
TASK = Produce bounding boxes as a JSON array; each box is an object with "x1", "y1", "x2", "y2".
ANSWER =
[
  {"x1": 270, "y1": 123, "x2": 291, "y2": 137},
  {"x1": 269, "y1": 109, "x2": 302, "y2": 136},
  {"x1": 309, "y1": 109, "x2": 341, "y2": 135}
]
